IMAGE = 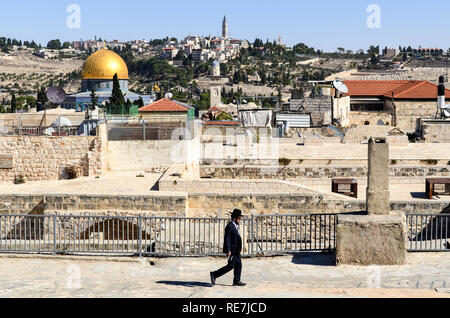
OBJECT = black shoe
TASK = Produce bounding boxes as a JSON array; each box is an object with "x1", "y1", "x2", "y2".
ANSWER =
[
  {"x1": 233, "y1": 282, "x2": 246, "y2": 287},
  {"x1": 210, "y1": 272, "x2": 216, "y2": 285}
]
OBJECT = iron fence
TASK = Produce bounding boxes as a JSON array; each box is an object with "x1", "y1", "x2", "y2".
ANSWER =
[
  {"x1": 3, "y1": 213, "x2": 450, "y2": 256},
  {"x1": 107, "y1": 122, "x2": 191, "y2": 141},
  {"x1": 406, "y1": 214, "x2": 450, "y2": 252},
  {"x1": 0, "y1": 214, "x2": 337, "y2": 257},
  {"x1": 5, "y1": 126, "x2": 80, "y2": 136},
  {"x1": 252, "y1": 214, "x2": 337, "y2": 254}
]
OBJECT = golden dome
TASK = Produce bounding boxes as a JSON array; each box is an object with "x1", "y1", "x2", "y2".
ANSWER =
[{"x1": 81, "y1": 49, "x2": 129, "y2": 80}]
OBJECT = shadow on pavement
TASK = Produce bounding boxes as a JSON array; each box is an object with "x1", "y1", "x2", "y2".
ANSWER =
[
  {"x1": 156, "y1": 281, "x2": 213, "y2": 288},
  {"x1": 291, "y1": 252, "x2": 336, "y2": 266},
  {"x1": 410, "y1": 192, "x2": 428, "y2": 199}
]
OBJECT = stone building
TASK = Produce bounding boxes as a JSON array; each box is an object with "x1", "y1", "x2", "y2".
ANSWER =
[
  {"x1": 342, "y1": 80, "x2": 450, "y2": 132},
  {"x1": 289, "y1": 96, "x2": 333, "y2": 127},
  {"x1": 139, "y1": 98, "x2": 196, "y2": 123}
]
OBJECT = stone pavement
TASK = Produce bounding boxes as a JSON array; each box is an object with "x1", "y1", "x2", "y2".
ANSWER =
[
  {"x1": 0, "y1": 171, "x2": 163, "y2": 195},
  {"x1": 1, "y1": 253, "x2": 450, "y2": 298}
]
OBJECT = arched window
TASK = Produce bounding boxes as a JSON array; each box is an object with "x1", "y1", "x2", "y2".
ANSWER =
[{"x1": 364, "y1": 121, "x2": 370, "y2": 126}]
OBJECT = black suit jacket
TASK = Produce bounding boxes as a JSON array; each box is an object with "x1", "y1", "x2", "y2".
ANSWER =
[{"x1": 223, "y1": 221, "x2": 242, "y2": 256}]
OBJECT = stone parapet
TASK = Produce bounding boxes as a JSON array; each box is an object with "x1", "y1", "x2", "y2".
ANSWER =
[
  {"x1": 200, "y1": 165, "x2": 450, "y2": 179},
  {"x1": 0, "y1": 194, "x2": 187, "y2": 215}
]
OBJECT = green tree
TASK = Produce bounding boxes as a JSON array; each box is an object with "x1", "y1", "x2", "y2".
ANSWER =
[
  {"x1": 47, "y1": 39, "x2": 62, "y2": 50},
  {"x1": 109, "y1": 73, "x2": 125, "y2": 114},
  {"x1": 402, "y1": 53, "x2": 408, "y2": 62},
  {"x1": 216, "y1": 112, "x2": 233, "y2": 121},
  {"x1": 124, "y1": 99, "x2": 132, "y2": 114},
  {"x1": 36, "y1": 86, "x2": 48, "y2": 112},
  {"x1": 90, "y1": 87, "x2": 98, "y2": 110},
  {"x1": 10, "y1": 93, "x2": 17, "y2": 113},
  {"x1": 291, "y1": 87, "x2": 304, "y2": 99},
  {"x1": 135, "y1": 97, "x2": 144, "y2": 108}
]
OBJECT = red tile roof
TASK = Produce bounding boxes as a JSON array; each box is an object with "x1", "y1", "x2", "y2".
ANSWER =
[
  {"x1": 343, "y1": 80, "x2": 450, "y2": 99},
  {"x1": 139, "y1": 98, "x2": 190, "y2": 112},
  {"x1": 208, "y1": 106, "x2": 222, "y2": 113}
]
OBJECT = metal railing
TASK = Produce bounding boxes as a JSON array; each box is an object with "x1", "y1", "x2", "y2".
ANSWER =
[
  {"x1": 0, "y1": 214, "x2": 337, "y2": 257},
  {"x1": 406, "y1": 214, "x2": 450, "y2": 252},
  {"x1": 252, "y1": 214, "x2": 337, "y2": 254},
  {"x1": 3, "y1": 213, "x2": 450, "y2": 256},
  {"x1": 8, "y1": 126, "x2": 79, "y2": 136}
]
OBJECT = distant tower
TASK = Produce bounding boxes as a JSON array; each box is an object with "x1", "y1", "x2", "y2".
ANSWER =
[
  {"x1": 278, "y1": 35, "x2": 282, "y2": 46},
  {"x1": 222, "y1": 15, "x2": 228, "y2": 38},
  {"x1": 211, "y1": 60, "x2": 221, "y2": 77},
  {"x1": 210, "y1": 86, "x2": 222, "y2": 107}
]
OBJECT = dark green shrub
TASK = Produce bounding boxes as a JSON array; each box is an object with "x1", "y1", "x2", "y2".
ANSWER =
[
  {"x1": 14, "y1": 175, "x2": 25, "y2": 185},
  {"x1": 421, "y1": 160, "x2": 438, "y2": 166}
]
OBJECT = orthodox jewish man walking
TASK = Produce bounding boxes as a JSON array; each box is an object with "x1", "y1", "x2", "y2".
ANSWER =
[{"x1": 210, "y1": 209, "x2": 246, "y2": 287}]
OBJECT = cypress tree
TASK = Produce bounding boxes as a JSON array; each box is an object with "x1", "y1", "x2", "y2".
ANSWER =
[
  {"x1": 36, "y1": 87, "x2": 48, "y2": 112},
  {"x1": 10, "y1": 93, "x2": 17, "y2": 113},
  {"x1": 90, "y1": 87, "x2": 98, "y2": 110},
  {"x1": 125, "y1": 99, "x2": 132, "y2": 114},
  {"x1": 109, "y1": 73, "x2": 124, "y2": 114},
  {"x1": 137, "y1": 96, "x2": 144, "y2": 108}
]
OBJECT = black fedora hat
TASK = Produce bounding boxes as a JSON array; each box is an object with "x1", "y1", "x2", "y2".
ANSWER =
[{"x1": 230, "y1": 209, "x2": 243, "y2": 219}]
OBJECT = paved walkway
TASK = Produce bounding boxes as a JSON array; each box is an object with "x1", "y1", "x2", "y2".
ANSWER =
[
  {"x1": 1, "y1": 253, "x2": 450, "y2": 298},
  {"x1": 0, "y1": 171, "x2": 163, "y2": 195}
]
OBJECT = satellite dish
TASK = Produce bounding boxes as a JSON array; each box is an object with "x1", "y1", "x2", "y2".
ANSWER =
[
  {"x1": 46, "y1": 87, "x2": 67, "y2": 104},
  {"x1": 326, "y1": 125, "x2": 345, "y2": 139},
  {"x1": 165, "y1": 92, "x2": 173, "y2": 99},
  {"x1": 51, "y1": 117, "x2": 72, "y2": 127},
  {"x1": 333, "y1": 80, "x2": 349, "y2": 94}
]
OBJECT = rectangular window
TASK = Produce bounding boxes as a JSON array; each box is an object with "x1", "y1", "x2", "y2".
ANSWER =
[{"x1": 351, "y1": 104, "x2": 385, "y2": 112}]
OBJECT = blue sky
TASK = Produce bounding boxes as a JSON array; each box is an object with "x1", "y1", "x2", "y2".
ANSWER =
[{"x1": 1, "y1": 0, "x2": 449, "y2": 52}]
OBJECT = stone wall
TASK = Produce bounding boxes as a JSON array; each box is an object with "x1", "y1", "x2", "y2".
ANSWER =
[
  {"x1": 160, "y1": 176, "x2": 320, "y2": 195},
  {"x1": 290, "y1": 97, "x2": 332, "y2": 127},
  {"x1": 0, "y1": 136, "x2": 103, "y2": 183},
  {"x1": 422, "y1": 121, "x2": 450, "y2": 143},
  {"x1": 187, "y1": 193, "x2": 450, "y2": 217},
  {"x1": 0, "y1": 193, "x2": 187, "y2": 216},
  {"x1": 348, "y1": 112, "x2": 393, "y2": 127},
  {"x1": 0, "y1": 193, "x2": 448, "y2": 218},
  {"x1": 107, "y1": 138, "x2": 200, "y2": 172},
  {"x1": 392, "y1": 100, "x2": 439, "y2": 133},
  {"x1": 200, "y1": 165, "x2": 450, "y2": 180}
]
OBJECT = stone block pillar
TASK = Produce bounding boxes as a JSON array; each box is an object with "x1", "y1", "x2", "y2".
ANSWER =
[
  {"x1": 336, "y1": 136, "x2": 407, "y2": 266},
  {"x1": 96, "y1": 123, "x2": 108, "y2": 174},
  {"x1": 367, "y1": 137, "x2": 390, "y2": 215}
]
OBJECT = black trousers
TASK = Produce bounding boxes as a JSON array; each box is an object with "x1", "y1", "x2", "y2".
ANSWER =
[{"x1": 212, "y1": 254, "x2": 242, "y2": 284}]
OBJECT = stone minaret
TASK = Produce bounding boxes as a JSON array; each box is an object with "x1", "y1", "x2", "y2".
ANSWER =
[{"x1": 222, "y1": 16, "x2": 228, "y2": 38}]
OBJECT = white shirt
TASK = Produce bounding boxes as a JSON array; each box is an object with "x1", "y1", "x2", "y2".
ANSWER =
[{"x1": 232, "y1": 221, "x2": 240, "y2": 234}]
